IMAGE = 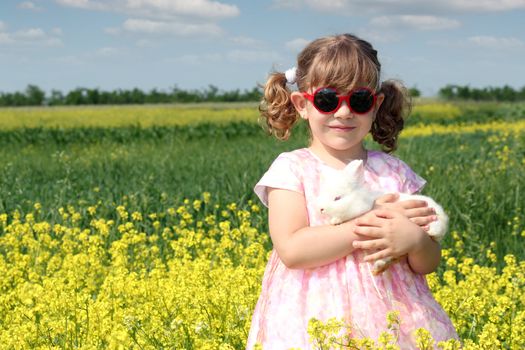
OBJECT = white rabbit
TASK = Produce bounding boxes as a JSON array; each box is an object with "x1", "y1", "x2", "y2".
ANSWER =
[{"x1": 318, "y1": 160, "x2": 448, "y2": 275}]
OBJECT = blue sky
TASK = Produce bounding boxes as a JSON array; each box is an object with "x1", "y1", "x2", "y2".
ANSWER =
[{"x1": 1, "y1": 0, "x2": 524, "y2": 96}]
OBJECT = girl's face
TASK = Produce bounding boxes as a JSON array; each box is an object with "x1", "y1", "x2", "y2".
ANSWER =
[{"x1": 291, "y1": 86, "x2": 384, "y2": 161}]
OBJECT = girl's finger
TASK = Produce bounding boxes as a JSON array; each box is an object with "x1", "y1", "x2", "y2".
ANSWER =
[
  {"x1": 371, "y1": 209, "x2": 397, "y2": 220},
  {"x1": 353, "y1": 226, "x2": 384, "y2": 238},
  {"x1": 410, "y1": 215, "x2": 437, "y2": 226},
  {"x1": 355, "y1": 215, "x2": 383, "y2": 228},
  {"x1": 398, "y1": 199, "x2": 428, "y2": 209},
  {"x1": 375, "y1": 193, "x2": 399, "y2": 205},
  {"x1": 356, "y1": 209, "x2": 395, "y2": 226},
  {"x1": 353, "y1": 238, "x2": 386, "y2": 250},
  {"x1": 405, "y1": 207, "x2": 435, "y2": 219},
  {"x1": 364, "y1": 249, "x2": 392, "y2": 262}
]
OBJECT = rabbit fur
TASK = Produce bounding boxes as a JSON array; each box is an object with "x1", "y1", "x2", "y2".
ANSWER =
[{"x1": 318, "y1": 159, "x2": 448, "y2": 274}]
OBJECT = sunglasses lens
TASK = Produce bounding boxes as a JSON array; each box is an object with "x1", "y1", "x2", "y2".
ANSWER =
[
  {"x1": 313, "y1": 88, "x2": 339, "y2": 113},
  {"x1": 349, "y1": 89, "x2": 374, "y2": 114}
]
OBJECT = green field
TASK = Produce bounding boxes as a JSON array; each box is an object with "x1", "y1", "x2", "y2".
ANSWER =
[
  {"x1": 0, "y1": 101, "x2": 524, "y2": 348},
  {"x1": 1, "y1": 102, "x2": 523, "y2": 260}
]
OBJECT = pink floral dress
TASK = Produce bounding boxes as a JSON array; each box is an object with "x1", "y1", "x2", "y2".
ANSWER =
[{"x1": 246, "y1": 148, "x2": 458, "y2": 349}]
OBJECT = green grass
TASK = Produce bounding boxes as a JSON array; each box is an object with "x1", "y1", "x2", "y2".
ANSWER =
[{"x1": 0, "y1": 102, "x2": 523, "y2": 266}]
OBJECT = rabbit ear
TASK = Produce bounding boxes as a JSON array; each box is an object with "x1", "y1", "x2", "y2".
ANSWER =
[{"x1": 343, "y1": 160, "x2": 364, "y2": 176}]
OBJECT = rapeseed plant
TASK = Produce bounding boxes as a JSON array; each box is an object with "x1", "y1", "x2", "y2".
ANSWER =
[
  {"x1": 0, "y1": 105, "x2": 259, "y2": 130},
  {"x1": 0, "y1": 196, "x2": 523, "y2": 349},
  {"x1": 1, "y1": 102, "x2": 524, "y2": 348}
]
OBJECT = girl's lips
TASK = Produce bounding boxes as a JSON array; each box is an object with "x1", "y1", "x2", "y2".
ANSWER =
[{"x1": 329, "y1": 126, "x2": 356, "y2": 131}]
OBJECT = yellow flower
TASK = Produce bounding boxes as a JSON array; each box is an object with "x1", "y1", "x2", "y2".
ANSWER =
[
  {"x1": 446, "y1": 257, "x2": 457, "y2": 267},
  {"x1": 0, "y1": 196, "x2": 523, "y2": 348},
  {"x1": 414, "y1": 328, "x2": 434, "y2": 350},
  {"x1": 87, "y1": 205, "x2": 97, "y2": 216},
  {"x1": 0, "y1": 213, "x2": 7, "y2": 226},
  {"x1": 193, "y1": 200, "x2": 202, "y2": 211}
]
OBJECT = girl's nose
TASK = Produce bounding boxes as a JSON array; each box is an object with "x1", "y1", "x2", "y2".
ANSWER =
[{"x1": 334, "y1": 101, "x2": 353, "y2": 119}]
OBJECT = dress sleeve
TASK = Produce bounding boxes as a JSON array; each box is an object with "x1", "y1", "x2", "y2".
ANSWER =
[
  {"x1": 254, "y1": 153, "x2": 304, "y2": 207},
  {"x1": 397, "y1": 159, "x2": 427, "y2": 194}
]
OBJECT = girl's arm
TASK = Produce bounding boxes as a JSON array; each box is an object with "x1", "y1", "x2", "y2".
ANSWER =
[
  {"x1": 352, "y1": 209, "x2": 441, "y2": 274},
  {"x1": 268, "y1": 188, "x2": 360, "y2": 269},
  {"x1": 406, "y1": 233, "x2": 441, "y2": 275},
  {"x1": 267, "y1": 188, "x2": 436, "y2": 270}
]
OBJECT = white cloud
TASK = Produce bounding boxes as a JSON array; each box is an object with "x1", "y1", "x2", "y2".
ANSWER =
[
  {"x1": 56, "y1": 0, "x2": 239, "y2": 39},
  {"x1": 52, "y1": 27, "x2": 63, "y2": 36},
  {"x1": 272, "y1": 0, "x2": 525, "y2": 13},
  {"x1": 0, "y1": 33, "x2": 14, "y2": 45},
  {"x1": 429, "y1": 35, "x2": 525, "y2": 51},
  {"x1": 0, "y1": 24, "x2": 63, "y2": 47},
  {"x1": 55, "y1": 0, "x2": 240, "y2": 19},
  {"x1": 273, "y1": 0, "x2": 346, "y2": 11},
  {"x1": 125, "y1": 0, "x2": 240, "y2": 20},
  {"x1": 467, "y1": 36, "x2": 525, "y2": 49},
  {"x1": 172, "y1": 53, "x2": 223, "y2": 65},
  {"x1": 43, "y1": 38, "x2": 64, "y2": 46},
  {"x1": 448, "y1": 0, "x2": 525, "y2": 11},
  {"x1": 14, "y1": 28, "x2": 47, "y2": 40},
  {"x1": 135, "y1": 39, "x2": 156, "y2": 47},
  {"x1": 96, "y1": 47, "x2": 121, "y2": 56},
  {"x1": 370, "y1": 15, "x2": 461, "y2": 30},
  {"x1": 55, "y1": 0, "x2": 107, "y2": 10},
  {"x1": 356, "y1": 30, "x2": 402, "y2": 44},
  {"x1": 18, "y1": 1, "x2": 43, "y2": 11},
  {"x1": 303, "y1": 0, "x2": 346, "y2": 11},
  {"x1": 55, "y1": 46, "x2": 125, "y2": 65},
  {"x1": 122, "y1": 18, "x2": 223, "y2": 36},
  {"x1": 285, "y1": 38, "x2": 309, "y2": 52}
]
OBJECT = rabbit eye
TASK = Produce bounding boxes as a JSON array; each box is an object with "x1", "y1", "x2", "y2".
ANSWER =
[{"x1": 334, "y1": 196, "x2": 341, "y2": 201}]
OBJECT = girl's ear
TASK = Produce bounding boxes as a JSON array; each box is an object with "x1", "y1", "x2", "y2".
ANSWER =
[
  {"x1": 291, "y1": 91, "x2": 308, "y2": 119},
  {"x1": 375, "y1": 92, "x2": 385, "y2": 111}
]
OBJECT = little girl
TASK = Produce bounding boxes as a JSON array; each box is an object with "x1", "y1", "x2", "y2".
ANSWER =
[{"x1": 246, "y1": 34, "x2": 459, "y2": 349}]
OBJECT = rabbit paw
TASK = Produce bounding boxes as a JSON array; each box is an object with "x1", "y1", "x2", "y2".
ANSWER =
[
  {"x1": 372, "y1": 257, "x2": 394, "y2": 275},
  {"x1": 330, "y1": 217, "x2": 343, "y2": 225},
  {"x1": 427, "y1": 222, "x2": 447, "y2": 242}
]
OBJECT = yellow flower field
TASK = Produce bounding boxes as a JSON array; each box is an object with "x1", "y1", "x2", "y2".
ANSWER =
[
  {"x1": 0, "y1": 195, "x2": 523, "y2": 349},
  {"x1": 411, "y1": 103, "x2": 462, "y2": 120},
  {"x1": 402, "y1": 119, "x2": 525, "y2": 138},
  {"x1": 0, "y1": 101, "x2": 516, "y2": 130},
  {"x1": 1, "y1": 102, "x2": 524, "y2": 349},
  {"x1": 0, "y1": 103, "x2": 259, "y2": 130}
]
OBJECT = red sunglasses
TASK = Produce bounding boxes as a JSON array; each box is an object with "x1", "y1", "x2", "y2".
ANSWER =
[{"x1": 303, "y1": 87, "x2": 377, "y2": 114}]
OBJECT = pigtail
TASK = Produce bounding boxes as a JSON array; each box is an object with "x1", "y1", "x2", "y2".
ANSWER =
[
  {"x1": 259, "y1": 72, "x2": 299, "y2": 140},
  {"x1": 371, "y1": 80, "x2": 412, "y2": 153}
]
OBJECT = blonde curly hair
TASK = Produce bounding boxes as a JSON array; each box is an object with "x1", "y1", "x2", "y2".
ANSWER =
[{"x1": 259, "y1": 33, "x2": 411, "y2": 153}]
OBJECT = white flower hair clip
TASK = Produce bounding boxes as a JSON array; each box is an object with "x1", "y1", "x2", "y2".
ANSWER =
[{"x1": 285, "y1": 66, "x2": 297, "y2": 85}]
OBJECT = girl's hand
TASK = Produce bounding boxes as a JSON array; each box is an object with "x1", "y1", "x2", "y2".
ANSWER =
[
  {"x1": 352, "y1": 209, "x2": 427, "y2": 262},
  {"x1": 373, "y1": 193, "x2": 436, "y2": 229}
]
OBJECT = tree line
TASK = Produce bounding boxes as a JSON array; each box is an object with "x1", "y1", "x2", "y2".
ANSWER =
[
  {"x1": 0, "y1": 85, "x2": 263, "y2": 107},
  {"x1": 438, "y1": 84, "x2": 525, "y2": 102},
  {"x1": 0, "y1": 84, "x2": 524, "y2": 107}
]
